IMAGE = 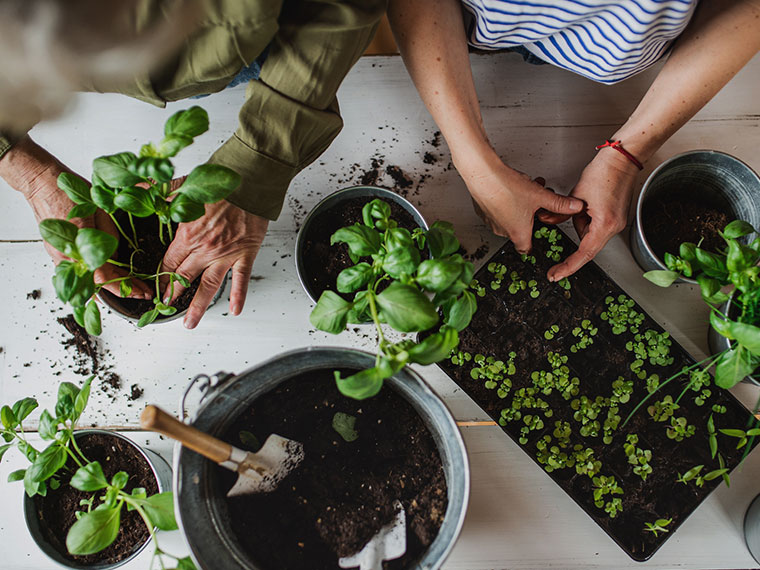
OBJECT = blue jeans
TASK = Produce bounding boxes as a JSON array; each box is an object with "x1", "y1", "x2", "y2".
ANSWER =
[{"x1": 192, "y1": 46, "x2": 269, "y2": 98}]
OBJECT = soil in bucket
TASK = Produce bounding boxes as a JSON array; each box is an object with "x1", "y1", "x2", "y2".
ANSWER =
[
  {"x1": 33, "y1": 432, "x2": 159, "y2": 565},
  {"x1": 100, "y1": 214, "x2": 200, "y2": 318},
  {"x1": 220, "y1": 368, "x2": 448, "y2": 570},
  {"x1": 301, "y1": 196, "x2": 421, "y2": 301},
  {"x1": 642, "y1": 193, "x2": 731, "y2": 262}
]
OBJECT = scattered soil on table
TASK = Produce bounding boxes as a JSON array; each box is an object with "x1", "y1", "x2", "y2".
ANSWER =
[
  {"x1": 426, "y1": 223, "x2": 756, "y2": 561},
  {"x1": 221, "y1": 369, "x2": 447, "y2": 570},
  {"x1": 643, "y1": 197, "x2": 731, "y2": 262},
  {"x1": 128, "y1": 383, "x2": 144, "y2": 401},
  {"x1": 57, "y1": 315, "x2": 100, "y2": 376},
  {"x1": 301, "y1": 196, "x2": 422, "y2": 300},
  {"x1": 26, "y1": 289, "x2": 41, "y2": 300},
  {"x1": 33, "y1": 432, "x2": 159, "y2": 565},
  {"x1": 98, "y1": 214, "x2": 200, "y2": 319}
]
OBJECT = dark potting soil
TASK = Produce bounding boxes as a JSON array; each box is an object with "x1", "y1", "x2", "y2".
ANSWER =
[
  {"x1": 33, "y1": 432, "x2": 159, "y2": 565},
  {"x1": 57, "y1": 315, "x2": 100, "y2": 375},
  {"x1": 424, "y1": 223, "x2": 757, "y2": 561},
  {"x1": 642, "y1": 197, "x2": 730, "y2": 262},
  {"x1": 99, "y1": 214, "x2": 200, "y2": 319},
  {"x1": 220, "y1": 369, "x2": 447, "y2": 570},
  {"x1": 301, "y1": 196, "x2": 422, "y2": 301}
]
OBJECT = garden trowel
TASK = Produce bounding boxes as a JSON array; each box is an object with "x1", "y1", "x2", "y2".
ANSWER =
[
  {"x1": 338, "y1": 501, "x2": 406, "y2": 570},
  {"x1": 140, "y1": 405, "x2": 304, "y2": 497}
]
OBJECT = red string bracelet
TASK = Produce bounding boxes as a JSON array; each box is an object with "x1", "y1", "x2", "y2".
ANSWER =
[{"x1": 595, "y1": 140, "x2": 643, "y2": 171}]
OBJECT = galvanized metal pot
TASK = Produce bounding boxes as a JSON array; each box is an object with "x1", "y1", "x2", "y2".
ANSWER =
[
  {"x1": 744, "y1": 493, "x2": 760, "y2": 564},
  {"x1": 632, "y1": 150, "x2": 760, "y2": 283},
  {"x1": 174, "y1": 347, "x2": 470, "y2": 570},
  {"x1": 295, "y1": 186, "x2": 428, "y2": 303},
  {"x1": 23, "y1": 429, "x2": 173, "y2": 569},
  {"x1": 707, "y1": 294, "x2": 760, "y2": 386}
]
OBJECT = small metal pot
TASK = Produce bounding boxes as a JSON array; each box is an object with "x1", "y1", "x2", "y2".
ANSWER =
[
  {"x1": 295, "y1": 186, "x2": 428, "y2": 303},
  {"x1": 744, "y1": 493, "x2": 760, "y2": 564},
  {"x1": 23, "y1": 429, "x2": 173, "y2": 569},
  {"x1": 174, "y1": 347, "x2": 469, "y2": 570},
  {"x1": 98, "y1": 272, "x2": 228, "y2": 327},
  {"x1": 707, "y1": 293, "x2": 760, "y2": 386},
  {"x1": 632, "y1": 150, "x2": 760, "y2": 283}
]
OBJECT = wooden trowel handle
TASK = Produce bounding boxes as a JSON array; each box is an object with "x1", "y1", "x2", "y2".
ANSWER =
[{"x1": 141, "y1": 405, "x2": 232, "y2": 464}]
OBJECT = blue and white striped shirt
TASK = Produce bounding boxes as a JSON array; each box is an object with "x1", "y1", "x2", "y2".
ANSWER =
[{"x1": 462, "y1": 0, "x2": 698, "y2": 84}]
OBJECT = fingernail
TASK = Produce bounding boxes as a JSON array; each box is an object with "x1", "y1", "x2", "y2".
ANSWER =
[
  {"x1": 184, "y1": 316, "x2": 197, "y2": 329},
  {"x1": 570, "y1": 200, "x2": 583, "y2": 212},
  {"x1": 231, "y1": 303, "x2": 241, "y2": 316}
]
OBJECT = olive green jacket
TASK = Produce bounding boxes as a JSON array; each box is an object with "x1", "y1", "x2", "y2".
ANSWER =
[{"x1": 0, "y1": 0, "x2": 385, "y2": 220}]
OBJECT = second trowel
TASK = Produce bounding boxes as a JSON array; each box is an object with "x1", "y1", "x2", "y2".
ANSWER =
[{"x1": 141, "y1": 404, "x2": 304, "y2": 497}]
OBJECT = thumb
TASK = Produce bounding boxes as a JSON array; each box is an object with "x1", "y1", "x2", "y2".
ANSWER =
[{"x1": 537, "y1": 189, "x2": 584, "y2": 216}]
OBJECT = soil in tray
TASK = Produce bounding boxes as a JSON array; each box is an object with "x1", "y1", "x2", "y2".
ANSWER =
[
  {"x1": 219, "y1": 369, "x2": 447, "y2": 570},
  {"x1": 642, "y1": 195, "x2": 731, "y2": 262},
  {"x1": 33, "y1": 432, "x2": 159, "y2": 565},
  {"x1": 426, "y1": 222, "x2": 757, "y2": 561},
  {"x1": 99, "y1": 214, "x2": 200, "y2": 318},
  {"x1": 301, "y1": 196, "x2": 421, "y2": 301}
]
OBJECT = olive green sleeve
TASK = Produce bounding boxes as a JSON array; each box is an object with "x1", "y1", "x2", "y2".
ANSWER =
[{"x1": 210, "y1": 0, "x2": 387, "y2": 221}]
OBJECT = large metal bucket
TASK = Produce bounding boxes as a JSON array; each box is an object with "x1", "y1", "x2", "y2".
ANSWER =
[{"x1": 174, "y1": 347, "x2": 470, "y2": 570}]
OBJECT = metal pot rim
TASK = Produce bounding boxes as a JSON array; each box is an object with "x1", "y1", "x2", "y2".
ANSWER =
[{"x1": 294, "y1": 185, "x2": 429, "y2": 303}]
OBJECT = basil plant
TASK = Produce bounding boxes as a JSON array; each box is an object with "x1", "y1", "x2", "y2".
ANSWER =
[
  {"x1": 39, "y1": 106, "x2": 241, "y2": 334},
  {"x1": 310, "y1": 198, "x2": 478, "y2": 399}
]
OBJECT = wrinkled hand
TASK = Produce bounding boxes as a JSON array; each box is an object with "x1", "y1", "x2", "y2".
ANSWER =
[
  {"x1": 458, "y1": 154, "x2": 584, "y2": 254},
  {"x1": 160, "y1": 199, "x2": 268, "y2": 329},
  {"x1": 25, "y1": 172, "x2": 152, "y2": 299},
  {"x1": 542, "y1": 149, "x2": 640, "y2": 282}
]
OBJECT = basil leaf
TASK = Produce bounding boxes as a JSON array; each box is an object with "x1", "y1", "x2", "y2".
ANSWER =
[
  {"x1": 176, "y1": 164, "x2": 240, "y2": 203},
  {"x1": 169, "y1": 194, "x2": 206, "y2": 223},
  {"x1": 727, "y1": 321, "x2": 760, "y2": 354},
  {"x1": 0, "y1": 406, "x2": 17, "y2": 430},
  {"x1": 23, "y1": 467, "x2": 45, "y2": 497},
  {"x1": 66, "y1": 505, "x2": 121, "y2": 555},
  {"x1": 71, "y1": 462, "x2": 109, "y2": 491},
  {"x1": 74, "y1": 376, "x2": 93, "y2": 420},
  {"x1": 114, "y1": 186, "x2": 156, "y2": 217},
  {"x1": 28, "y1": 443, "x2": 68, "y2": 482},
  {"x1": 90, "y1": 185, "x2": 116, "y2": 213},
  {"x1": 0, "y1": 443, "x2": 12, "y2": 464},
  {"x1": 376, "y1": 283, "x2": 439, "y2": 332},
  {"x1": 385, "y1": 227, "x2": 414, "y2": 251},
  {"x1": 643, "y1": 270, "x2": 680, "y2": 288},
  {"x1": 119, "y1": 279, "x2": 133, "y2": 298},
  {"x1": 137, "y1": 308, "x2": 160, "y2": 328},
  {"x1": 426, "y1": 221, "x2": 460, "y2": 258},
  {"x1": 53, "y1": 261, "x2": 78, "y2": 303},
  {"x1": 334, "y1": 367, "x2": 388, "y2": 400},
  {"x1": 157, "y1": 134, "x2": 192, "y2": 158},
  {"x1": 727, "y1": 240, "x2": 758, "y2": 272},
  {"x1": 76, "y1": 228, "x2": 118, "y2": 270},
  {"x1": 407, "y1": 326, "x2": 459, "y2": 365},
  {"x1": 69, "y1": 273, "x2": 96, "y2": 308},
  {"x1": 362, "y1": 199, "x2": 391, "y2": 227},
  {"x1": 38, "y1": 410, "x2": 58, "y2": 441},
  {"x1": 57, "y1": 173, "x2": 92, "y2": 205},
  {"x1": 710, "y1": 310, "x2": 734, "y2": 340},
  {"x1": 12, "y1": 398, "x2": 38, "y2": 424},
  {"x1": 443, "y1": 290, "x2": 478, "y2": 331},
  {"x1": 165, "y1": 106, "x2": 209, "y2": 139},
  {"x1": 310, "y1": 291, "x2": 352, "y2": 334},
  {"x1": 177, "y1": 557, "x2": 197, "y2": 570},
  {"x1": 695, "y1": 248, "x2": 727, "y2": 280},
  {"x1": 141, "y1": 492, "x2": 179, "y2": 531},
  {"x1": 129, "y1": 157, "x2": 174, "y2": 183},
  {"x1": 382, "y1": 247, "x2": 421, "y2": 279},
  {"x1": 715, "y1": 346, "x2": 757, "y2": 389},
  {"x1": 331, "y1": 224, "x2": 382, "y2": 258},
  {"x1": 39, "y1": 219, "x2": 78, "y2": 255},
  {"x1": 347, "y1": 290, "x2": 372, "y2": 324},
  {"x1": 416, "y1": 258, "x2": 463, "y2": 292},
  {"x1": 93, "y1": 152, "x2": 143, "y2": 188},
  {"x1": 7, "y1": 469, "x2": 25, "y2": 483},
  {"x1": 67, "y1": 203, "x2": 98, "y2": 221},
  {"x1": 723, "y1": 220, "x2": 755, "y2": 239},
  {"x1": 332, "y1": 412, "x2": 359, "y2": 442},
  {"x1": 58, "y1": 382, "x2": 80, "y2": 414},
  {"x1": 336, "y1": 263, "x2": 373, "y2": 293},
  {"x1": 679, "y1": 242, "x2": 697, "y2": 261}
]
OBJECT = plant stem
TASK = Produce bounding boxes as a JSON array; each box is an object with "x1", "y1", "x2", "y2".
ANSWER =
[
  {"x1": 158, "y1": 220, "x2": 165, "y2": 246},
  {"x1": 109, "y1": 214, "x2": 139, "y2": 251},
  {"x1": 155, "y1": 259, "x2": 164, "y2": 300},
  {"x1": 167, "y1": 222, "x2": 174, "y2": 242},
  {"x1": 63, "y1": 444, "x2": 84, "y2": 468},
  {"x1": 128, "y1": 213, "x2": 139, "y2": 247},
  {"x1": 69, "y1": 432, "x2": 90, "y2": 465},
  {"x1": 106, "y1": 259, "x2": 133, "y2": 269},
  {"x1": 366, "y1": 290, "x2": 386, "y2": 350}
]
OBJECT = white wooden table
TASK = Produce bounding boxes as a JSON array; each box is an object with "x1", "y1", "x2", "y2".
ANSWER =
[{"x1": 1, "y1": 53, "x2": 759, "y2": 570}]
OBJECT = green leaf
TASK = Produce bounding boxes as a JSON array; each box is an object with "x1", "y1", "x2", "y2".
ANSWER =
[
  {"x1": 376, "y1": 283, "x2": 439, "y2": 333},
  {"x1": 53, "y1": 261, "x2": 78, "y2": 303},
  {"x1": 0, "y1": 406, "x2": 17, "y2": 430},
  {"x1": 84, "y1": 301, "x2": 102, "y2": 336},
  {"x1": 407, "y1": 326, "x2": 459, "y2": 365},
  {"x1": 75, "y1": 228, "x2": 118, "y2": 270},
  {"x1": 169, "y1": 194, "x2": 206, "y2": 223},
  {"x1": 69, "y1": 272, "x2": 97, "y2": 308},
  {"x1": 176, "y1": 557, "x2": 198, "y2": 570},
  {"x1": 39, "y1": 219, "x2": 79, "y2": 256},
  {"x1": 38, "y1": 410, "x2": 58, "y2": 441},
  {"x1": 74, "y1": 376, "x2": 93, "y2": 421},
  {"x1": 114, "y1": 186, "x2": 156, "y2": 217},
  {"x1": 362, "y1": 199, "x2": 391, "y2": 226},
  {"x1": 93, "y1": 152, "x2": 143, "y2": 188},
  {"x1": 57, "y1": 173, "x2": 92, "y2": 205},
  {"x1": 703, "y1": 468, "x2": 729, "y2": 481},
  {"x1": 385, "y1": 227, "x2": 414, "y2": 251},
  {"x1": 28, "y1": 443, "x2": 68, "y2": 482},
  {"x1": 728, "y1": 321, "x2": 760, "y2": 354},
  {"x1": 347, "y1": 290, "x2": 372, "y2": 324},
  {"x1": 142, "y1": 492, "x2": 178, "y2": 531},
  {"x1": 110, "y1": 471, "x2": 129, "y2": 490},
  {"x1": 695, "y1": 248, "x2": 727, "y2": 280},
  {"x1": 720, "y1": 428, "x2": 747, "y2": 438},
  {"x1": 165, "y1": 106, "x2": 209, "y2": 139},
  {"x1": 443, "y1": 290, "x2": 478, "y2": 331},
  {"x1": 332, "y1": 412, "x2": 359, "y2": 442},
  {"x1": 137, "y1": 308, "x2": 160, "y2": 328},
  {"x1": 58, "y1": 382, "x2": 80, "y2": 414},
  {"x1": 416, "y1": 258, "x2": 463, "y2": 293},
  {"x1": 0, "y1": 443, "x2": 11, "y2": 464},
  {"x1": 176, "y1": 164, "x2": 241, "y2": 204},
  {"x1": 643, "y1": 270, "x2": 680, "y2": 288},
  {"x1": 334, "y1": 367, "x2": 388, "y2": 400},
  {"x1": 66, "y1": 505, "x2": 121, "y2": 555},
  {"x1": 331, "y1": 224, "x2": 383, "y2": 258},
  {"x1": 715, "y1": 346, "x2": 757, "y2": 389},
  {"x1": 12, "y1": 398, "x2": 38, "y2": 423},
  {"x1": 23, "y1": 467, "x2": 45, "y2": 497},
  {"x1": 679, "y1": 242, "x2": 697, "y2": 261},
  {"x1": 90, "y1": 185, "x2": 116, "y2": 213},
  {"x1": 382, "y1": 247, "x2": 421, "y2": 279},
  {"x1": 157, "y1": 135, "x2": 193, "y2": 158},
  {"x1": 67, "y1": 203, "x2": 98, "y2": 220},
  {"x1": 71, "y1": 462, "x2": 109, "y2": 491},
  {"x1": 7, "y1": 469, "x2": 25, "y2": 482},
  {"x1": 710, "y1": 310, "x2": 734, "y2": 340},
  {"x1": 18, "y1": 441, "x2": 38, "y2": 463},
  {"x1": 129, "y1": 157, "x2": 175, "y2": 183},
  {"x1": 724, "y1": 220, "x2": 755, "y2": 239},
  {"x1": 72, "y1": 305, "x2": 87, "y2": 330},
  {"x1": 336, "y1": 263, "x2": 373, "y2": 294},
  {"x1": 696, "y1": 274, "x2": 723, "y2": 302},
  {"x1": 119, "y1": 279, "x2": 133, "y2": 298},
  {"x1": 426, "y1": 221, "x2": 460, "y2": 258},
  {"x1": 310, "y1": 291, "x2": 352, "y2": 334},
  {"x1": 727, "y1": 240, "x2": 758, "y2": 272}
]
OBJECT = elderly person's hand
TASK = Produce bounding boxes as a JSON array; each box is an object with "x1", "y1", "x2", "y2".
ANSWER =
[{"x1": 160, "y1": 198, "x2": 268, "y2": 329}]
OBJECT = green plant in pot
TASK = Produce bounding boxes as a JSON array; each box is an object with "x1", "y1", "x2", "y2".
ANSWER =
[
  {"x1": 643, "y1": 219, "x2": 760, "y2": 389},
  {"x1": 39, "y1": 106, "x2": 241, "y2": 335},
  {"x1": 309, "y1": 198, "x2": 478, "y2": 398},
  {"x1": 0, "y1": 377, "x2": 194, "y2": 569}
]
